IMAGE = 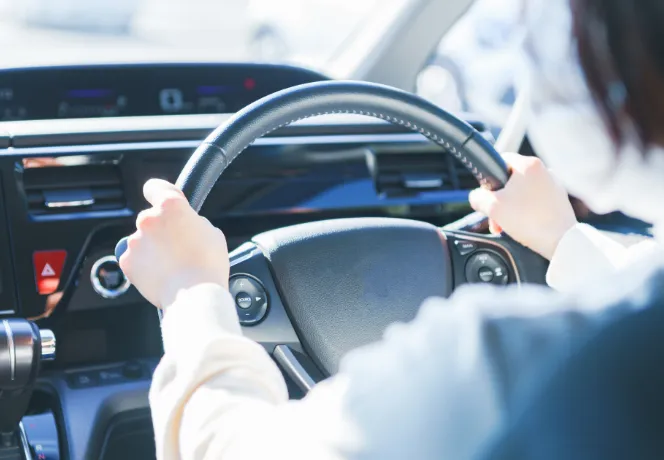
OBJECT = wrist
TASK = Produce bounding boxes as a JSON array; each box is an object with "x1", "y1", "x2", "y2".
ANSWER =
[{"x1": 541, "y1": 218, "x2": 578, "y2": 260}]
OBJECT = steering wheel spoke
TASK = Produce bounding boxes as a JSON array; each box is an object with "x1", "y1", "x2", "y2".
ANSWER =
[
  {"x1": 229, "y1": 243, "x2": 324, "y2": 395},
  {"x1": 229, "y1": 243, "x2": 300, "y2": 349},
  {"x1": 443, "y1": 228, "x2": 549, "y2": 288}
]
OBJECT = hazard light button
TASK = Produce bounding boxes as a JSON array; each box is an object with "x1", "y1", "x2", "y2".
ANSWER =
[{"x1": 33, "y1": 250, "x2": 67, "y2": 295}]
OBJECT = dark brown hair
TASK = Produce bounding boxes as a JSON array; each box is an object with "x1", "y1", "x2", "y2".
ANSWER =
[{"x1": 572, "y1": 0, "x2": 664, "y2": 148}]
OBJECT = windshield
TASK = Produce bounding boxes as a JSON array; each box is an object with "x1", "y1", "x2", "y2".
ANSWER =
[{"x1": 0, "y1": 0, "x2": 409, "y2": 73}]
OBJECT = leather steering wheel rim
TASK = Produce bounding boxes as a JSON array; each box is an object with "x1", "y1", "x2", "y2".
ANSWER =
[
  {"x1": 175, "y1": 80, "x2": 510, "y2": 211},
  {"x1": 115, "y1": 80, "x2": 513, "y2": 328}
]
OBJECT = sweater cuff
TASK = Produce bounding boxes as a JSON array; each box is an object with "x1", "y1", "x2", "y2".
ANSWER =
[
  {"x1": 161, "y1": 283, "x2": 241, "y2": 357},
  {"x1": 546, "y1": 223, "x2": 624, "y2": 293}
]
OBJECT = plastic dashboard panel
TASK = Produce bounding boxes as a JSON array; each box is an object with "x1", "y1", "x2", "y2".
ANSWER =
[
  {"x1": 0, "y1": 176, "x2": 18, "y2": 315},
  {"x1": 37, "y1": 359, "x2": 158, "y2": 460},
  {"x1": 0, "y1": 131, "x2": 9, "y2": 148},
  {"x1": 0, "y1": 113, "x2": 490, "y2": 320},
  {"x1": 0, "y1": 63, "x2": 329, "y2": 122},
  {"x1": 0, "y1": 62, "x2": 501, "y2": 459}
]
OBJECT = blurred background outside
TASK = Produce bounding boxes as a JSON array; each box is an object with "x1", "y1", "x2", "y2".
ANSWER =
[{"x1": 0, "y1": 0, "x2": 522, "y2": 125}]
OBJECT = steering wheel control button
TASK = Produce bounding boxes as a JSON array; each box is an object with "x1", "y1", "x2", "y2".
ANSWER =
[
  {"x1": 91, "y1": 255, "x2": 131, "y2": 299},
  {"x1": 235, "y1": 292, "x2": 253, "y2": 309},
  {"x1": 454, "y1": 240, "x2": 477, "y2": 256},
  {"x1": 478, "y1": 267, "x2": 494, "y2": 283},
  {"x1": 33, "y1": 250, "x2": 67, "y2": 295},
  {"x1": 229, "y1": 275, "x2": 269, "y2": 326},
  {"x1": 465, "y1": 251, "x2": 510, "y2": 286}
]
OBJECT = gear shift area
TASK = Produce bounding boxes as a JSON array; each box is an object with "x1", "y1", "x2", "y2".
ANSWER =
[{"x1": 0, "y1": 319, "x2": 55, "y2": 460}]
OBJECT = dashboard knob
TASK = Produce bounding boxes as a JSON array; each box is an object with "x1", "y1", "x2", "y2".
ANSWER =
[
  {"x1": 90, "y1": 255, "x2": 131, "y2": 299},
  {"x1": 39, "y1": 329, "x2": 56, "y2": 361}
]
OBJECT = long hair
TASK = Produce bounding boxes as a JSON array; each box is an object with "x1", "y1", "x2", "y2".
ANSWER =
[{"x1": 572, "y1": 0, "x2": 664, "y2": 149}]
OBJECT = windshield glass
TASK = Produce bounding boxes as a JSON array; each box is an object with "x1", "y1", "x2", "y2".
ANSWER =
[
  {"x1": 417, "y1": 0, "x2": 522, "y2": 125},
  {"x1": 0, "y1": 0, "x2": 409, "y2": 72}
]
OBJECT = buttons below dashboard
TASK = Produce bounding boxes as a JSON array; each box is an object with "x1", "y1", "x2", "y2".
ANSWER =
[
  {"x1": 67, "y1": 362, "x2": 147, "y2": 389},
  {"x1": 229, "y1": 275, "x2": 269, "y2": 326},
  {"x1": 90, "y1": 256, "x2": 130, "y2": 299},
  {"x1": 68, "y1": 372, "x2": 98, "y2": 389}
]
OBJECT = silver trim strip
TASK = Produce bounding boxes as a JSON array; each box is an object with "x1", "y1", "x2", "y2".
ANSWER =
[
  {"x1": 404, "y1": 178, "x2": 444, "y2": 188},
  {"x1": 90, "y1": 255, "x2": 131, "y2": 299},
  {"x1": 230, "y1": 244, "x2": 263, "y2": 268},
  {"x1": 273, "y1": 345, "x2": 316, "y2": 393},
  {"x1": 0, "y1": 133, "x2": 429, "y2": 156},
  {"x1": 2, "y1": 320, "x2": 16, "y2": 381},
  {"x1": 18, "y1": 422, "x2": 33, "y2": 460},
  {"x1": 45, "y1": 198, "x2": 95, "y2": 208},
  {"x1": 39, "y1": 329, "x2": 56, "y2": 361}
]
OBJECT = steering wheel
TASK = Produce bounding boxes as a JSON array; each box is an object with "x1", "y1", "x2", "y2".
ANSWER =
[{"x1": 115, "y1": 81, "x2": 548, "y2": 385}]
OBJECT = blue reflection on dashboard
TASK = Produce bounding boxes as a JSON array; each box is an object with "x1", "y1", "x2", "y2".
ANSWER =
[{"x1": 299, "y1": 179, "x2": 470, "y2": 210}]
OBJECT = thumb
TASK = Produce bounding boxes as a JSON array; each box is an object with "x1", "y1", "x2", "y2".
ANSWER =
[
  {"x1": 489, "y1": 219, "x2": 503, "y2": 235},
  {"x1": 468, "y1": 187, "x2": 498, "y2": 217},
  {"x1": 143, "y1": 179, "x2": 185, "y2": 208}
]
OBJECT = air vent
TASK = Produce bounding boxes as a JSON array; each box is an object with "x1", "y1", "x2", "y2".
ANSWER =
[
  {"x1": 369, "y1": 151, "x2": 479, "y2": 197},
  {"x1": 23, "y1": 164, "x2": 126, "y2": 216}
]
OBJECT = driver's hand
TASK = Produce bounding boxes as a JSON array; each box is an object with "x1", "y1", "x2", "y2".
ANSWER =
[
  {"x1": 119, "y1": 179, "x2": 230, "y2": 309},
  {"x1": 469, "y1": 153, "x2": 577, "y2": 260}
]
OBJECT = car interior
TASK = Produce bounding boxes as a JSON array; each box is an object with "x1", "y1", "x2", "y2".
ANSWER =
[{"x1": 0, "y1": 0, "x2": 653, "y2": 459}]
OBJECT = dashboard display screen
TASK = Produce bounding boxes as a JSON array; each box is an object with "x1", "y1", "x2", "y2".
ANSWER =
[{"x1": 0, "y1": 63, "x2": 325, "y2": 121}]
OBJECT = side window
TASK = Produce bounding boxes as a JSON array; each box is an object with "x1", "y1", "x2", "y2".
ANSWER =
[{"x1": 416, "y1": 0, "x2": 522, "y2": 127}]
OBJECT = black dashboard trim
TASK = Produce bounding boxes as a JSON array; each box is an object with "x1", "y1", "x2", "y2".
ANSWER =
[
  {"x1": 0, "y1": 131, "x2": 9, "y2": 148},
  {"x1": 0, "y1": 175, "x2": 17, "y2": 315},
  {"x1": 0, "y1": 114, "x2": 486, "y2": 320},
  {"x1": 0, "y1": 62, "x2": 330, "y2": 124}
]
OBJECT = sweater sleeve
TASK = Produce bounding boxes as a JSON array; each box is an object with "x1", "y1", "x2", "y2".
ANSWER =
[{"x1": 546, "y1": 223, "x2": 656, "y2": 292}]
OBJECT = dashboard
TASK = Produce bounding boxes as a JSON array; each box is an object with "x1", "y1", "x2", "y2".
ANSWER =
[
  {"x1": 0, "y1": 62, "x2": 492, "y2": 459},
  {"x1": 0, "y1": 64, "x2": 324, "y2": 121}
]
